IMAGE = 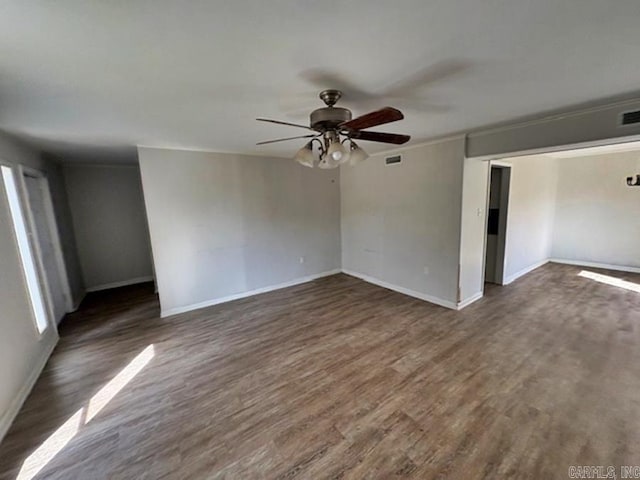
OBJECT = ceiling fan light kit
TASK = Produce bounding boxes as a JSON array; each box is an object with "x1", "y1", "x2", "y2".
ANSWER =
[
  {"x1": 348, "y1": 141, "x2": 369, "y2": 166},
  {"x1": 293, "y1": 142, "x2": 315, "y2": 168},
  {"x1": 627, "y1": 174, "x2": 640, "y2": 186},
  {"x1": 257, "y1": 89, "x2": 410, "y2": 169}
]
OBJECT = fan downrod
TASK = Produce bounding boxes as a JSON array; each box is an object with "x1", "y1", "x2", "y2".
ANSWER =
[{"x1": 319, "y1": 89, "x2": 342, "y2": 107}]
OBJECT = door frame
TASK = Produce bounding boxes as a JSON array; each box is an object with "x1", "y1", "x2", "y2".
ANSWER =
[
  {"x1": 18, "y1": 165, "x2": 73, "y2": 320},
  {"x1": 486, "y1": 160, "x2": 512, "y2": 285}
]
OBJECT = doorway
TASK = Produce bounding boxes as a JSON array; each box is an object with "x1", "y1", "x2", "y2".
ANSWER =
[
  {"x1": 20, "y1": 167, "x2": 72, "y2": 324},
  {"x1": 485, "y1": 164, "x2": 511, "y2": 285}
]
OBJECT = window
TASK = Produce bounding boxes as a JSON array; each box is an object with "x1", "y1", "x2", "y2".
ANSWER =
[{"x1": 1, "y1": 165, "x2": 49, "y2": 334}]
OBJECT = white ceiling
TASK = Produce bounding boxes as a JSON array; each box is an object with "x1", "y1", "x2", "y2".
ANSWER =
[{"x1": 1, "y1": 0, "x2": 640, "y2": 162}]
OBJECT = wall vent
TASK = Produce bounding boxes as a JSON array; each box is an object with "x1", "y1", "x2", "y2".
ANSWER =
[
  {"x1": 620, "y1": 110, "x2": 640, "y2": 126},
  {"x1": 385, "y1": 154, "x2": 402, "y2": 165}
]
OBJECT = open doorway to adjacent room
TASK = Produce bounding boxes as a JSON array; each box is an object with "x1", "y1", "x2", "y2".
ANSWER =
[
  {"x1": 468, "y1": 138, "x2": 640, "y2": 300},
  {"x1": 484, "y1": 163, "x2": 511, "y2": 285}
]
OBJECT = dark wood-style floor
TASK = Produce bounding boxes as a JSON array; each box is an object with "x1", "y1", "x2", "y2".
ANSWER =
[{"x1": 1, "y1": 263, "x2": 640, "y2": 479}]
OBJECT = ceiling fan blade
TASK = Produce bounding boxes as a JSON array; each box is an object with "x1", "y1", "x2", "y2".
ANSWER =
[
  {"x1": 256, "y1": 134, "x2": 318, "y2": 145},
  {"x1": 340, "y1": 107, "x2": 404, "y2": 131},
  {"x1": 382, "y1": 60, "x2": 471, "y2": 97},
  {"x1": 256, "y1": 118, "x2": 313, "y2": 130},
  {"x1": 349, "y1": 131, "x2": 410, "y2": 145},
  {"x1": 299, "y1": 69, "x2": 374, "y2": 103}
]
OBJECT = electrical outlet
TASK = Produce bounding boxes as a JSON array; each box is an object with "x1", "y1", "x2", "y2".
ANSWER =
[
  {"x1": 299, "y1": 256, "x2": 305, "y2": 264},
  {"x1": 423, "y1": 266, "x2": 430, "y2": 276}
]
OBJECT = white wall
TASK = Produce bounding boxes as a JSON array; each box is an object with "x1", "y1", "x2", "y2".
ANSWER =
[
  {"x1": 0, "y1": 133, "x2": 59, "y2": 440},
  {"x1": 341, "y1": 137, "x2": 465, "y2": 308},
  {"x1": 551, "y1": 151, "x2": 640, "y2": 269},
  {"x1": 138, "y1": 147, "x2": 341, "y2": 316},
  {"x1": 63, "y1": 164, "x2": 154, "y2": 291},
  {"x1": 458, "y1": 157, "x2": 489, "y2": 304},
  {"x1": 502, "y1": 155, "x2": 558, "y2": 283}
]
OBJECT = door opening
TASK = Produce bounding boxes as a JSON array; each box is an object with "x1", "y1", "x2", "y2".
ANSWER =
[{"x1": 485, "y1": 164, "x2": 511, "y2": 285}]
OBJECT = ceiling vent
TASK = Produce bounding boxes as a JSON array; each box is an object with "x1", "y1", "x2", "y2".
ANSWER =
[
  {"x1": 620, "y1": 110, "x2": 640, "y2": 126},
  {"x1": 385, "y1": 154, "x2": 402, "y2": 165}
]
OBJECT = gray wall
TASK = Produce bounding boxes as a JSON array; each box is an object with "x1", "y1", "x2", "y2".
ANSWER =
[
  {"x1": 138, "y1": 147, "x2": 341, "y2": 316},
  {"x1": 42, "y1": 155, "x2": 84, "y2": 306},
  {"x1": 0, "y1": 133, "x2": 59, "y2": 439},
  {"x1": 63, "y1": 164, "x2": 153, "y2": 291},
  {"x1": 467, "y1": 99, "x2": 640, "y2": 159},
  {"x1": 341, "y1": 138, "x2": 465, "y2": 308},
  {"x1": 551, "y1": 151, "x2": 640, "y2": 268}
]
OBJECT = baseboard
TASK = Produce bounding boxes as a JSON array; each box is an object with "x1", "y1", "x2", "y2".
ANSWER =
[
  {"x1": 86, "y1": 276, "x2": 155, "y2": 293},
  {"x1": 549, "y1": 258, "x2": 640, "y2": 274},
  {"x1": 0, "y1": 336, "x2": 57, "y2": 442},
  {"x1": 341, "y1": 269, "x2": 458, "y2": 310},
  {"x1": 503, "y1": 259, "x2": 549, "y2": 285},
  {"x1": 457, "y1": 291, "x2": 483, "y2": 310},
  {"x1": 70, "y1": 291, "x2": 86, "y2": 312},
  {"x1": 161, "y1": 269, "x2": 342, "y2": 318}
]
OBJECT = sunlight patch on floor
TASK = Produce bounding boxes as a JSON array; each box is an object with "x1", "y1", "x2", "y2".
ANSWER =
[
  {"x1": 16, "y1": 344, "x2": 155, "y2": 480},
  {"x1": 86, "y1": 344, "x2": 155, "y2": 422},
  {"x1": 578, "y1": 270, "x2": 640, "y2": 293},
  {"x1": 16, "y1": 410, "x2": 83, "y2": 480}
]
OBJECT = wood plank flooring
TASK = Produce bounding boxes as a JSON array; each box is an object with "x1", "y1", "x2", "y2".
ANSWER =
[{"x1": 1, "y1": 263, "x2": 640, "y2": 479}]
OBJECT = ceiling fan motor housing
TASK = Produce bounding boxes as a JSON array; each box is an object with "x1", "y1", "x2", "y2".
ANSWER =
[
  {"x1": 256, "y1": 88, "x2": 410, "y2": 153},
  {"x1": 310, "y1": 107, "x2": 352, "y2": 131}
]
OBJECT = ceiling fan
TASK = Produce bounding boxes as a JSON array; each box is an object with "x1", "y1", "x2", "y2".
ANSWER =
[{"x1": 256, "y1": 89, "x2": 410, "y2": 169}]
